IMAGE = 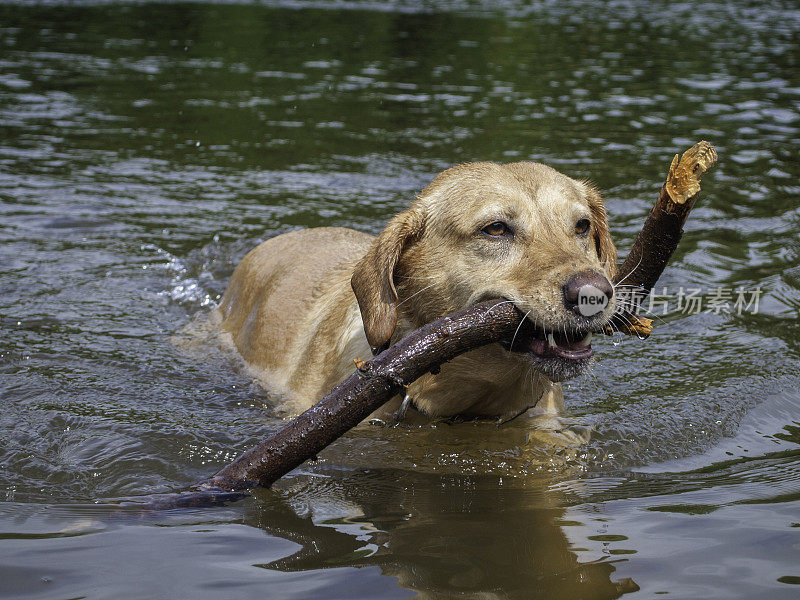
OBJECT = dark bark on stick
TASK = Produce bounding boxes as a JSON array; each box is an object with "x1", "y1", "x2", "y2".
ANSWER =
[
  {"x1": 616, "y1": 141, "x2": 718, "y2": 295},
  {"x1": 201, "y1": 299, "x2": 523, "y2": 492},
  {"x1": 119, "y1": 142, "x2": 717, "y2": 509},
  {"x1": 607, "y1": 141, "x2": 718, "y2": 339}
]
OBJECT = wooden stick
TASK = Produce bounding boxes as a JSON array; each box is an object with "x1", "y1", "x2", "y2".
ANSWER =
[
  {"x1": 198, "y1": 141, "x2": 717, "y2": 493},
  {"x1": 118, "y1": 142, "x2": 717, "y2": 508},
  {"x1": 617, "y1": 141, "x2": 718, "y2": 288},
  {"x1": 200, "y1": 300, "x2": 523, "y2": 492},
  {"x1": 116, "y1": 301, "x2": 521, "y2": 508},
  {"x1": 609, "y1": 141, "x2": 718, "y2": 338}
]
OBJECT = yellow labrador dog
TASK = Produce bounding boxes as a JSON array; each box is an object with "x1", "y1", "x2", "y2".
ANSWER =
[{"x1": 214, "y1": 161, "x2": 616, "y2": 428}]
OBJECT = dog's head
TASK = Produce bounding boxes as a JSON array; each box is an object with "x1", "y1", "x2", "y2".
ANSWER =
[{"x1": 351, "y1": 161, "x2": 617, "y2": 382}]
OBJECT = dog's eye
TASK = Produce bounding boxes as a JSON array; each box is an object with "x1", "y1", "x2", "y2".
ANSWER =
[
  {"x1": 575, "y1": 218, "x2": 591, "y2": 235},
  {"x1": 482, "y1": 221, "x2": 511, "y2": 237}
]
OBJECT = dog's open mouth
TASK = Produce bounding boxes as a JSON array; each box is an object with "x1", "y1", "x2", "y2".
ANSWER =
[
  {"x1": 503, "y1": 325, "x2": 593, "y2": 360},
  {"x1": 499, "y1": 317, "x2": 596, "y2": 381},
  {"x1": 510, "y1": 327, "x2": 593, "y2": 360}
]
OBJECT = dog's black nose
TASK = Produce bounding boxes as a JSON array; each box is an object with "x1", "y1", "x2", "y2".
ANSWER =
[{"x1": 562, "y1": 270, "x2": 613, "y2": 316}]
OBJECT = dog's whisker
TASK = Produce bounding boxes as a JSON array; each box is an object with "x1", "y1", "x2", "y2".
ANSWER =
[
  {"x1": 397, "y1": 282, "x2": 437, "y2": 307},
  {"x1": 509, "y1": 309, "x2": 533, "y2": 349},
  {"x1": 613, "y1": 253, "x2": 645, "y2": 287},
  {"x1": 612, "y1": 303, "x2": 640, "y2": 316},
  {"x1": 629, "y1": 306, "x2": 669, "y2": 327},
  {"x1": 614, "y1": 300, "x2": 643, "y2": 310},
  {"x1": 396, "y1": 274, "x2": 439, "y2": 281}
]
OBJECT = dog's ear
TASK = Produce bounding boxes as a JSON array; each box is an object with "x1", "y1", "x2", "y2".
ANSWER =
[
  {"x1": 351, "y1": 209, "x2": 425, "y2": 354},
  {"x1": 586, "y1": 185, "x2": 617, "y2": 280}
]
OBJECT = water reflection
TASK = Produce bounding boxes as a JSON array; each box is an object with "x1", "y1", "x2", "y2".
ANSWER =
[
  {"x1": 2, "y1": 0, "x2": 800, "y2": 597},
  {"x1": 251, "y1": 470, "x2": 639, "y2": 599}
]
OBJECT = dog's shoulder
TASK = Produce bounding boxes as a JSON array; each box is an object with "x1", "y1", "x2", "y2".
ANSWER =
[
  {"x1": 217, "y1": 226, "x2": 373, "y2": 371},
  {"x1": 247, "y1": 226, "x2": 373, "y2": 263}
]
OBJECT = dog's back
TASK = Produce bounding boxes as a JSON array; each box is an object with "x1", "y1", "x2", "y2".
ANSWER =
[
  {"x1": 216, "y1": 226, "x2": 374, "y2": 404},
  {"x1": 212, "y1": 161, "x2": 616, "y2": 433}
]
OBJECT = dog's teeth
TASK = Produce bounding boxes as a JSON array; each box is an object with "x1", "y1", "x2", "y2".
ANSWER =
[
  {"x1": 576, "y1": 332, "x2": 593, "y2": 348},
  {"x1": 547, "y1": 332, "x2": 556, "y2": 348}
]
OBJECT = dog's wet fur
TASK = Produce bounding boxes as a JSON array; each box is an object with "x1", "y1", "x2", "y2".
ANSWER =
[{"x1": 213, "y1": 162, "x2": 617, "y2": 430}]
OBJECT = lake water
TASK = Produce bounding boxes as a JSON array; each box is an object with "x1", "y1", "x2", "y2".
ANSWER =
[{"x1": 1, "y1": 1, "x2": 799, "y2": 598}]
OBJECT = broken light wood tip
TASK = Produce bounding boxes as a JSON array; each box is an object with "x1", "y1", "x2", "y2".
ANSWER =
[{"x1": 664, "y1": 140, "x2": 718, "y2": 208}]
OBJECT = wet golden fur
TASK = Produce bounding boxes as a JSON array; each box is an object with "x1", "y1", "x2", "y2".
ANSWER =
[{"x1": 214, "y1": 162, "x2": 617, "y2": 423}]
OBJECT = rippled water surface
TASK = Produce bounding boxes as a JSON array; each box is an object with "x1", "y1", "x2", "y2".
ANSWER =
[{"x1": 1, "y1": 1, "x2": 800, "y2": 598}]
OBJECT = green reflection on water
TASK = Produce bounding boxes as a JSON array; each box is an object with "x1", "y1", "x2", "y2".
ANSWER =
[{"x1": 1, "y1": 1, "x2": 800, "y2": 598}]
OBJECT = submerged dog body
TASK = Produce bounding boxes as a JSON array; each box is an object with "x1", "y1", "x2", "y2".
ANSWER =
[{"x1": 215, "y1": 161, "x2": 617, "y2": 422}]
